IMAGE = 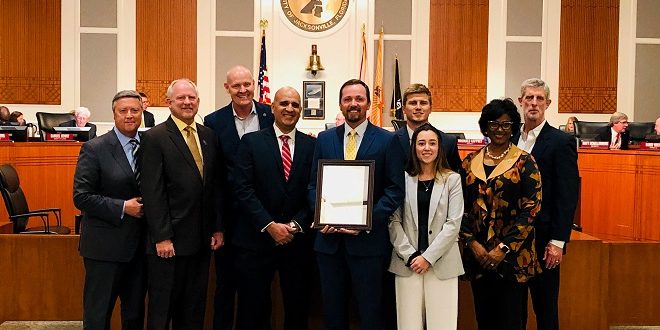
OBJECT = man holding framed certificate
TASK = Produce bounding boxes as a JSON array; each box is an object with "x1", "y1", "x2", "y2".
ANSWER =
[{"x1": 308, "y1": 79, "x2": 404, "y2": 330}]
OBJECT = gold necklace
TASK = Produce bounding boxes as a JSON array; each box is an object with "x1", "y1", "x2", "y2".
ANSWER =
[{"x1": 486, "y1": 143, "x2": 510, "y2": 160}]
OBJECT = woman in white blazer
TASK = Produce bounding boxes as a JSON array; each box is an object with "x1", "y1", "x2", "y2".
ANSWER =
[{"x1": 389, "y1": 123, "x2": 465, "y2": 330}]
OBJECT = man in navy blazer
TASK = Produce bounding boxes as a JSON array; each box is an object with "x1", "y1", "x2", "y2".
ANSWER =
[
  {"x1": 232, "y1": 87, "x2": 316, "y2": 330},
  {"x1": 515, "y1": 78, "x2": 580, "y2": 330},
  {"x1": 308, "y1": 79, "x2": 404, "y2": 330},
  {"x1": 203, "y1": 65, "x2": 274, "y2": 330},
  {"x1": 73, "y1": 90, "x2": 146, "y2": 329},
  {"x1": 393, "y1": 83, "x2": 461, "y2": 172}
]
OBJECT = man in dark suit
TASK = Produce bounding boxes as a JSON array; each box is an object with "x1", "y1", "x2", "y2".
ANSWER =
[
  {"x1": 139, "y1": 92, "x2": 156, "y2": 127},
  {"x1": 58, "y1": 106, "x2": 97, "y2": 139},
  {"x1": 232, "y1": 87, "x2": 316, "y2": 330},
  {"x1": 515, "y1": 78, "x2": 580, "y2": 330},
  {"x1": 594, "y1": 112, "x2": 630, "y2": 150},
  {"x1": 73, "y1": 90, "x2": 147, "y2": 329},
  {"x1": 203, "y1": 65, "x2": 274, "y2": 330},
  {"x1": 393, "y1": 83, "x2": 461, "y2": 172},
  {"x1": 308, "y1": 79, "x2": 404, "y2": 330},
  {"x1": 140, "y1": 79, "x2": 224, "y2": 329}
]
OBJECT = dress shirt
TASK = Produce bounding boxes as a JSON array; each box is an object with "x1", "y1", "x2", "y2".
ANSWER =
[
  {"x1": 342, "y1": 119, "x2": 369, "y2": 154},
  {"x1": 273, "y1": 124, "x2": 296, "y2": 159},
  {"x1": 170, "y1": 116, "x2": 204, "y2": 163},
  {"x1": 610, "y1": 127, "x2": 621, "y2": 149},
  {"x1": 233, "y1": 102, "x2": 260, "y2": 139},
  {"x1": 114, "y1": 127, "x2": 140, "y2": 219},
  {"x1": 517, "y1": 120, "x2": 546, "y2": 153}
]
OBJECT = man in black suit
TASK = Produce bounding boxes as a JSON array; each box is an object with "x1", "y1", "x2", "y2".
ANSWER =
[
  {"x1": 58, "y1": 106, "x2": 97, "y2": 139},
  {"x1": 515, "y1": 78, "x2": 580, "y2": 330},
  {"x1": 232, "y1": 87, "x2": 316, "y2": 330},
  {"x1": 203, "y1": 65, "x2": 274, "y2": 330},
  {"x1": 73, "y1": 90, "x2": 147, "y2": 329},
  {"x1": 308, "y1": 79, "x2": 404, "y2": 330},
  {"x1": 393, "y1": 83, "x2": 461, "y2": 172},
  {"x1": 594, "y1": 112, "x2": 630, "y2": 150},
  {"x1": 139, "y1": 92, "x2": 156, "y2": 127},
  {"x1": 140, "y1": 79, "x2": 224, "y2": 329}
]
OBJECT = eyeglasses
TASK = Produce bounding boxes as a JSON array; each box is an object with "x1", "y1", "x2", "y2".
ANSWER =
[{"x1": 487, "y1": 121, "x2": 514, "y2": 131}]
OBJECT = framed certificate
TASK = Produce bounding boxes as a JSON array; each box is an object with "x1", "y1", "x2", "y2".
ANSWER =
[
  {"x1": 313, "y1": 160, "x2": 375, "y2": 230},
  {"x1": 302, "y1": 81, "x2": 325, "y2": 119}
]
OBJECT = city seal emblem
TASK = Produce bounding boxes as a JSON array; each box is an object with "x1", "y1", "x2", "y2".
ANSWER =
[{"x1": 280, "y1": 0, "x2": 350, "y2": 33}]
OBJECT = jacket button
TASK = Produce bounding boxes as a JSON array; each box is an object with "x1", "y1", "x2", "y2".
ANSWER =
[{"x1": 429, "y1": 230, "x2": 432, "y2": 234}]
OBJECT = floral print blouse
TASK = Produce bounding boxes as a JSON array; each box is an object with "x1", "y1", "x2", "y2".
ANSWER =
[{"x1": 459, "y1": 144, "x2": 542, "y2": 283}]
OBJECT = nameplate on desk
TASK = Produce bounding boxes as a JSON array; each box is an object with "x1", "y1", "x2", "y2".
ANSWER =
[
  {"x1": 580, "y1": 141, "x2": 609, "y2": 149},
  {"x1": 44, "y1": 133, "x2": 76, "y2": 141},
  {"x1": 457, "y1": 139, "x2": 486, "y2": 146},
  {"x1": 639, "y1": 142, "x2": 660, "y2": 150},
  {"x1": 0, "y1": 134, "x2": 12, "y2": 141}
]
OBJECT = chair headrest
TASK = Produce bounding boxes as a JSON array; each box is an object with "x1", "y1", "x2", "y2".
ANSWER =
[
  {"x1": 36, "y1": 112, "x2": 75, "y2": 134},
  {"x1": 0, "y1": 164, "x2": 20, "y2": 192}
]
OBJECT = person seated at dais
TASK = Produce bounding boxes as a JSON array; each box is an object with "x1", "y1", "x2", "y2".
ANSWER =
[
  {"x1": 59, "y1": 106, "x2": 97, "y2": 139},
  {"x1": 594, "y1": 112, "x2": 629, "y2": 150}
]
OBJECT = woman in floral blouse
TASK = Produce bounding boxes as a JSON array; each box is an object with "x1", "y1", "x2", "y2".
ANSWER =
[{"x1": 460, "y1": 98, "x2": 542, "y2": 330}]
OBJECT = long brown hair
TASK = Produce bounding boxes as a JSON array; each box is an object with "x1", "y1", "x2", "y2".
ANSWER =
[{"x1": 405, "y1": 123, "x2": 452, "y2": 177}]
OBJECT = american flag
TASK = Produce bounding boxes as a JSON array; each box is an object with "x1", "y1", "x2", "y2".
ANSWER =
[{"x1": 258, "y1": 31, "x2": 271, "y2": 105}]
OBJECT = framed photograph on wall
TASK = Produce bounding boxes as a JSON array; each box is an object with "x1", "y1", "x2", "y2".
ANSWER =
[{"x1": 303, "y1": 81, "x2": 325, "y2": 120}]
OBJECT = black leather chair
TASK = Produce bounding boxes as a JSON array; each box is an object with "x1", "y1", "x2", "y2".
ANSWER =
[
  {"x1": 391, "y1": 120, "x2": 406, "y2": 130},
  {"x1": 325, "y1": 123, "x2": 336, "y2": 130},
  {"x1": 35, "y1": 112, "x2": 75, "y2": 141},
  {"x1": 445, "y1": 132, "x2": 466, "y2": 139},
  {"x1": 574, "y1": 121, "x2": 608, "y2": 141},
  {"x1": 0, "y1": 164, "x2": 70, "y2": 234},
  {"x1": 627, "y1": 122, "x2": 655, "y2": 144}
]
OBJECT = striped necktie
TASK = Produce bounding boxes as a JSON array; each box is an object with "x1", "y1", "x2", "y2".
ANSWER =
[
  {"x1": 345, "y1": 129, "x2": 357, "y2": 160},
  {"x1": 129, "y1": 139, "x2": 140, "y2": 186},
  {"x1": 280, "y1": 135, "x2": 292, "y2": 181}
]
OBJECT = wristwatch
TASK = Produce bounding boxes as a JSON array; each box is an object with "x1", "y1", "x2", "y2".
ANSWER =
[{"x1": 498, "y1": 242, "x2": 511, "y2": 254}]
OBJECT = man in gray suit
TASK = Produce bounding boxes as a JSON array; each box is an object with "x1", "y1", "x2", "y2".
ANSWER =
[{"x1": 73, "y1": 90, "x2": 147, "y2": 329}]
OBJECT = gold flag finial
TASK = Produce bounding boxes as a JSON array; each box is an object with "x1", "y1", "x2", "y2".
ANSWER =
[{"x1": 259, "y1": 19, "x2": 269, "y2": 29}]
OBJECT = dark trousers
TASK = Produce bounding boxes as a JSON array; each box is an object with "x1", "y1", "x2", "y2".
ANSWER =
[
  {"x1": 471, "y1": 272, "x2": 528, "y2": 330},
  {"x1": 146, "y1": 252, "x2": 210, "y2": 330},
  {"x1": 524, "y1": 225, "x2": 562, "y2": 330},
  {"x1": 234, "y1": 243, "x2": 311, "y2": 330},
  {"x1": 316, "y1": 250, "x2": 386, "y2": 330},
  {"x1": 213, "y1": 244, "x2": 236, "y2": 330},
  {"x1": 82, "y1": 255, "x2": 146, "y2": 330}
]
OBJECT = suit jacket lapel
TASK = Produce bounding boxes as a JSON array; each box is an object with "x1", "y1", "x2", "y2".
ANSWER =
[
  {"x1": 406, "y1": 175, "x2": 419, "y2": 228},
  {"x1": 108, "y1": 131, "x2": 135, "y2": 180},
  {"x1": 531, "y1": 122, "x2": 551, "y2": 159},
  {"x1": 397, "y1": 128, "x2": 410, "y2": 158},
  {"x1": 221, "y1": 104, "x2": 241, "y2": 147},
  {"x1": 197, "y1": 123, "x2": 213, "y2": 182},
  {"x1": 356, "y1": 123, "x2": 376, "y2": 159},
  {"x1": 256, "y1": 101, "x2": 272, "y2": 129},
  {"x1": 265, "y1": 127, "x2": 286, "y2": 183},
  {"x1": 427, "y1": 174, "x2": 444, "y2": 227},
  {"x1": 288, "y1": 131, "x2": 311, "y2": 182},
  {"x1": 335, "y1": 124, "x2": 345, "y2": 159},
  {"x1": 166, "y1": 118, "x2": 202, "y2": 181}
]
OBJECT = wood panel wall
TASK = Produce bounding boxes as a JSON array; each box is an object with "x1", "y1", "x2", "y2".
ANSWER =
[
  {"x1": 428, "y1": 0, "x2": 488, "y2": 112},
  {"x1": 136, "y1": 0, "x2": 196, "y2": 107},
  {"x1": 558, "y1": 0, "x2": 619, "y2": 114},
  {"x1": 0, "y1": 0, "x2": 61, "y2": 104}
]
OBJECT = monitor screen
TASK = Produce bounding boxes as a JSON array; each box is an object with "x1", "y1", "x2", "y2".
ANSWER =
[
  {"x1": 53, "y1": 127, "x2": 91, "y2": 142},
  {"x1": 0, "y1": 126, "x2": 28, "y2": 142}
]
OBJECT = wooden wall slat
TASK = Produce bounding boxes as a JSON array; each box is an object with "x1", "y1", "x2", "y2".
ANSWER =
[
  {"x1": 0, "y1": 0, "x2": 61, "y2": 105},
  {"x1": 558, "y1": 0, "x2": 619, "y2": 114},
  {"x1": 428, "y1": 0, "x2": 489, "y2": 112},
  {"x1": 136, "y1": 0, "x2": 196, "y2": 106}
]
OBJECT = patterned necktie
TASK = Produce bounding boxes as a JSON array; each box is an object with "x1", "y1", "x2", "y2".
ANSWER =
[
  {"x1": 345, "y1": 129, "x2": 357, "y2": 160},
  {"x1": 613, "y1": 132, "x2": 621, "y2": 149},
  {"x1": 129, "y1": 139, "x2": 140, "y2": 186},
  {"x1": 280, "y1": 135, "x2": 292, "y2": 181},
  {"x1": 183, "y1": 126, "x2": 204, "y2": 177}
]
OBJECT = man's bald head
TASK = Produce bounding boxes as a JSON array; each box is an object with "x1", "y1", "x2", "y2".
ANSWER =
[{"x1": 224, "y1": 66, "x2": 255, "y2": 112}]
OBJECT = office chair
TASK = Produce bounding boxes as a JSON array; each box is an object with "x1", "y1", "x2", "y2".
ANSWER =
[
  {"x1": 445, "y1": 132, "x2": 466, "y2": 139},
  {"x1": 574, "y1": 121, "x2": 608, "y2": 141},
  {"x1": 0, "y1": 164, "x2": 70, "y2": 234},
  {"x1": 35, "y1": 112, "x2": 75, "y2": 141}
]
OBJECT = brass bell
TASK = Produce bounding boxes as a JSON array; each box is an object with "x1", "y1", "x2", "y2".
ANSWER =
[{"x1": 306, "y1": 44, "x2": 325, "y2": 76}]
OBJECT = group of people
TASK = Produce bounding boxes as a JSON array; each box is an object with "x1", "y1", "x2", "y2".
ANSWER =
[
  {"x1": 72, "y1": 70, "x2": 579, "y2": 330},
  {"x1": 0, "y1": 105, "x2": 26, "y2": 126}
]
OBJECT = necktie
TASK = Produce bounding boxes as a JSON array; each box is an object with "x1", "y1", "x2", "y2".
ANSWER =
[
  {"x1": 129, "y1": 139, "x2": 140, "y2": 186},
  {"x1": 280, "y1": 135, "x2": 292, "y2": 181},
  {"x1": 345, "y1": 130, "x2": 357, "y2": 160},
  {"x1": 613, "y1": 132, "x2": 621, "y2": 149},
  {"x1": 183, "y1": 126, "x2": 204, "y2": 177}
]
